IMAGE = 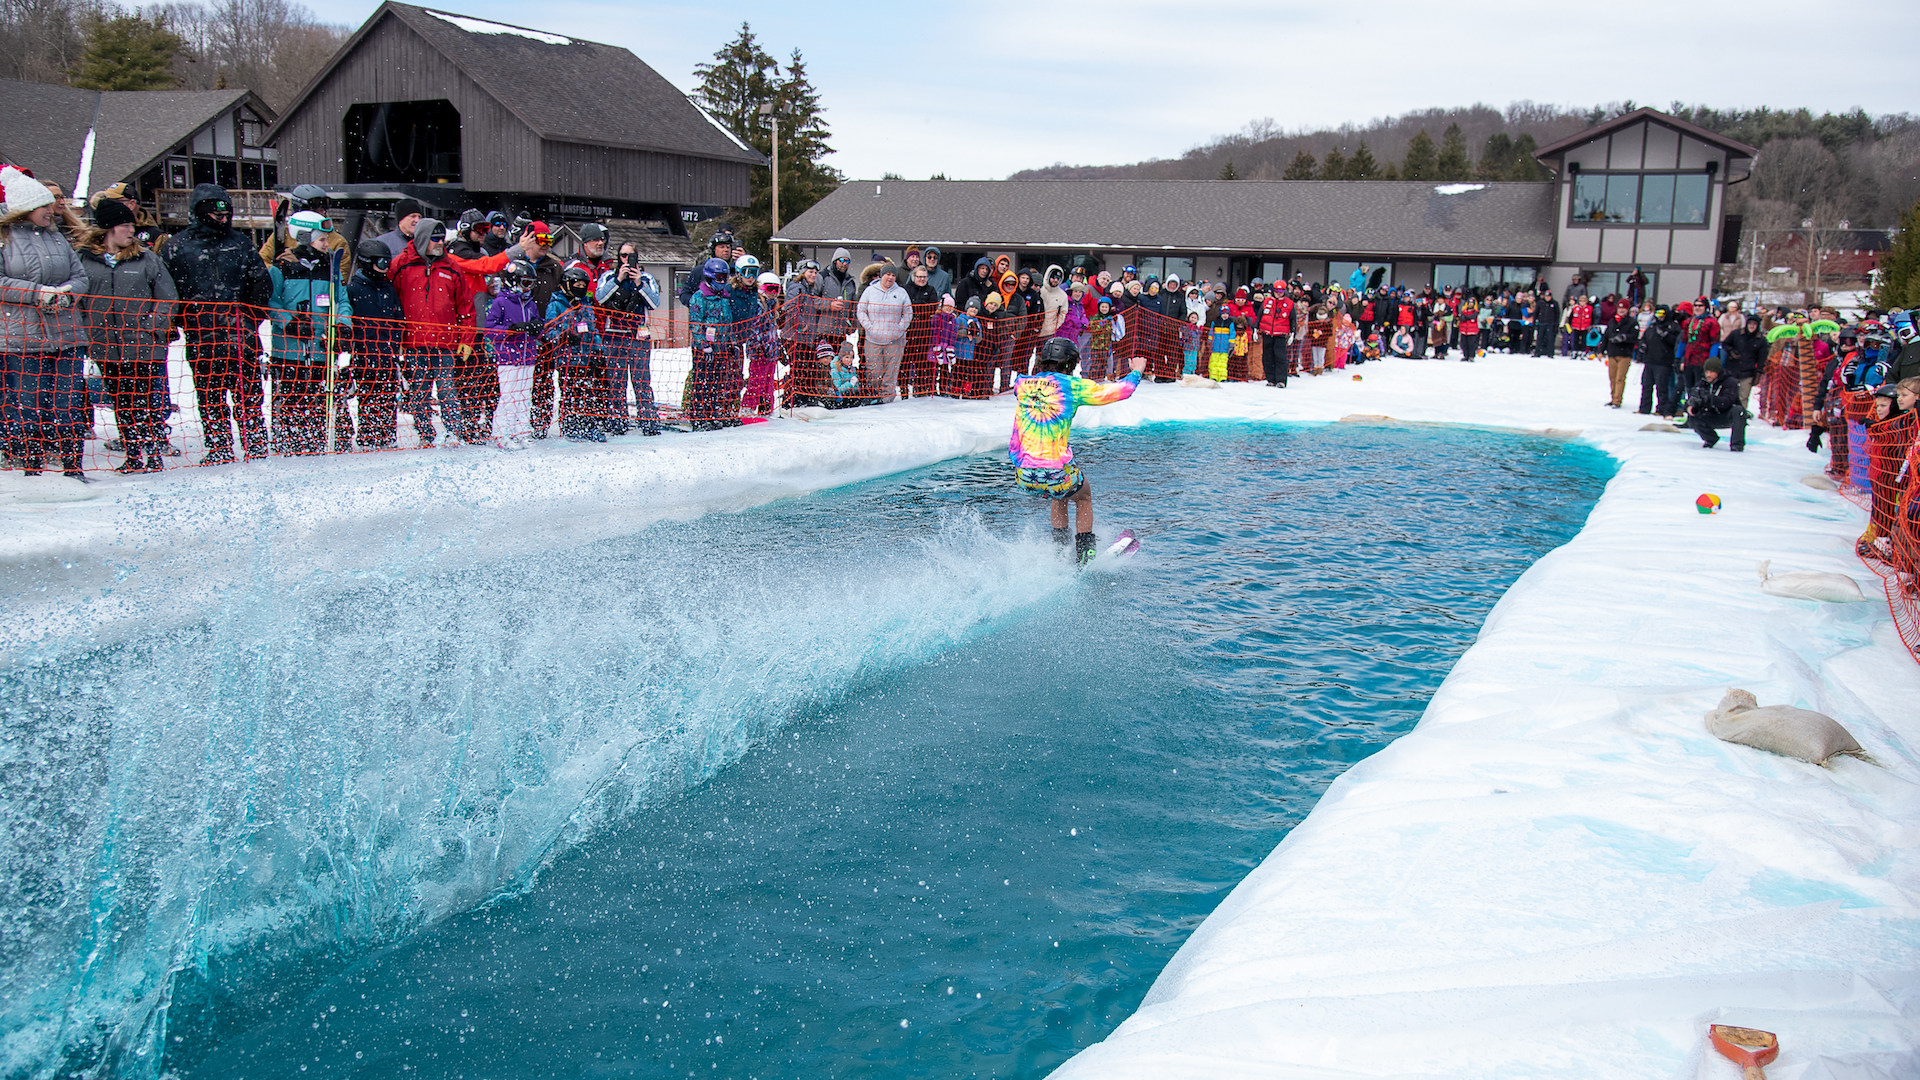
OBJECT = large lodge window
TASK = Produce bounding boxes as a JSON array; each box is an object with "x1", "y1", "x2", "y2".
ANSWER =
[
  {"x1": 344, "y1": 99, "x2": 463, "y2": 184},
  {"x1": 1572, "y1": 172, "x2": 1709, "y2": 226}
]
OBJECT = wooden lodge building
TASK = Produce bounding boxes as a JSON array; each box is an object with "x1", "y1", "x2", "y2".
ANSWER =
[{"x1": 777, "y1": 108, "x2": 1760, "y2": 306}]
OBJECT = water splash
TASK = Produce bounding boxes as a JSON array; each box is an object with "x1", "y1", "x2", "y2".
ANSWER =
[{"x1": 0, "y1": 508, "x2": 1067, "y2": 1078}]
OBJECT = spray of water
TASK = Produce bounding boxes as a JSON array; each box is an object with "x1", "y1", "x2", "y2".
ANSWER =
[{"x1": 0, "y1": 508, "x2": 1069, "y2": 1077}]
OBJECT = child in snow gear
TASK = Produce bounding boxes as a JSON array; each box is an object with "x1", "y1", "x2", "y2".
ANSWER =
[{"x1": 545, "y1": 264, "x2": 606, "y2": 440}]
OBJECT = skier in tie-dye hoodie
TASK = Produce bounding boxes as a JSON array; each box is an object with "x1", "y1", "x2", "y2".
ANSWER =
[{"x1": 1009, "y1": 337, "x2": 1146, "y2": 563}]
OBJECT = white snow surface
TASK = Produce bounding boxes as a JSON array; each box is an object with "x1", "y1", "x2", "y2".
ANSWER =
[
  {"x1": 424, "y1": 9, "x2": 572, "y2": 45},
  {"x1": 1433, "y1": 182, "x2": 1487, "y2": 195},
  {"x1": 4, "y1": 354, "x2": 1917, "y2": 1077}
]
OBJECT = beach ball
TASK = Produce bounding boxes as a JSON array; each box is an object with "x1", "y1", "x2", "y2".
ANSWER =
[
  {"x1": 1351, "y1": 374, "x2": 1363, "y2": 382},
  {"x1": 1695, "y1": 493, "x2": 1723, "y2": 515}
]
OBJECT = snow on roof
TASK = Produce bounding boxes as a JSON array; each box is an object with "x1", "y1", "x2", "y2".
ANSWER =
[
  {"x1": 1433, "y1": 183, "x2": 1486, "y2": 195},
  {"x1": 693, "y1": 104, "x2": 757, "y2": 157},
  {"x1": 424, "y1": 9, "x2": 573, "y2": 46}
]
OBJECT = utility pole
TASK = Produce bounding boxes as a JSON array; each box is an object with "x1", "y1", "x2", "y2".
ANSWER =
[{"x1": 759, "y1": 102, "x2": 781, "y2": 275}]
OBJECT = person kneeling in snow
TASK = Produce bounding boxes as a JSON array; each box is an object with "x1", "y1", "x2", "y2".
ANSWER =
[
  {"x1": 1687, "y1": 356, "x2": 1746, "y2": 451},
  {"x1": 1009, "y1": 338, "x2": 1146, "y2": 564}
]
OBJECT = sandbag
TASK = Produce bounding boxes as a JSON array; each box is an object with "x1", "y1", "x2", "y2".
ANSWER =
[
  {"x1": 1757, "y1": 560, "x2": 1867, "y2": 603},
  {"x1": 1799, "y1": 474, "x2": 1839, "y2": 490},
  {"x1": 1705, "y1": 688, "x2": 1862, "y2": 765}
]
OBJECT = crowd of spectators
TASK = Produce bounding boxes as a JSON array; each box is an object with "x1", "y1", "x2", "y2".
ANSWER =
[{"x1": 4, "y1": 154, "x2": 1919, "y2": 579}]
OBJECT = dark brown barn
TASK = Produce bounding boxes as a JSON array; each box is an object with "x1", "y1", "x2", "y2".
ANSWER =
[{"x1": 265, "y1": 2, "x2": 762, "y2": 228}]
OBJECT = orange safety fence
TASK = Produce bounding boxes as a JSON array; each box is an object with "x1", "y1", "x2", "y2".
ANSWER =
[{"x1": 0, "y1": 291, "x2": 1316, "y2": 474}]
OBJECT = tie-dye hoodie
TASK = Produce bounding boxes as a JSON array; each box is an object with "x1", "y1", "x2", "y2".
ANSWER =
[{"x1": 1008, "y1": 370, "x2": 1141, "y2": 469}]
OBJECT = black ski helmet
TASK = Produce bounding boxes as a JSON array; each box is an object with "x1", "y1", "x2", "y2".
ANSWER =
[
  {"x1": 562, "y1": 264, "x2": 592, "y2": 294},
  {"x1": 500, "y1": 260, "x2": 534, "y2": 291},
  {"x1": 1037, "y1": 337, "x2": 1080, "y2": 373}
]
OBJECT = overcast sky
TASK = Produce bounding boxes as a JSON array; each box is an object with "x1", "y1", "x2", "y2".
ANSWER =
[{"x1": 302, "y1": 0, "x2": 1919, "y2": 179}]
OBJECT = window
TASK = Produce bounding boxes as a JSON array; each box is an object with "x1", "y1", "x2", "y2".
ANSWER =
[
  {"x1": 344, "y1": 100, "x2": 462, "y2": 184},
  {"x1": 1639, "y1": 174, "x2": 1674, "y2": 225},
  {"x1": 1671, "y1": 174, "x2": 1708, "y2": 225},
  {"x1": 1132, "y1": 256, "x2": 1195, "y2": 285},
  {"x1": 1260, "y1": 260, "x2": 1287, "y2": 284},
  {"x1": 1432, "y1": 264, "x2": 1466, "y2": 291},
  {"x1": 1328, "y1": 261, "x2": 1390, "y2": 289},
  {"x1": 1604, "y1": 175, "x2": 1638, "y2": 223},
  {"x1": 1573, "y1": 172, "x2": 1711, "y2": 226}
]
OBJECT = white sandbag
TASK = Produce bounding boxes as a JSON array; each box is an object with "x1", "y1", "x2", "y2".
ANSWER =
[
  {"x1": 1705, "y1": 688, "x2": 1863, "y2": 765},
  {"x1": 1799, "y1": 473, "x2": 1839, "y2": 490},
  {"x1": 1757, "y1": 560, "x2": 1867, "y2": 603},
  {"x1": 1177, "y1": 374, "x2": 1220, "y2": 388}
]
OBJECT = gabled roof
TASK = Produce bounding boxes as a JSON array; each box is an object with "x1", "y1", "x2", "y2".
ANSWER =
[
  {"x1": 1532, "y1": 107, "x2": 1759, "y2": 163},
  {"x1": 0, "y1": 79, "x2": 269, "y2": 195},
  {"x1": 775, "y1": 179, "x2": 1558, "y2": 260},
  {"x1": 266, "y1": 3, "x2": 763, "y2": 166}
]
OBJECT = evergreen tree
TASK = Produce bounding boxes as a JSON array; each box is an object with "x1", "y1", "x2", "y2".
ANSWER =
[
  {"x1": 1283, "y1": 148, "x2": 1317, "y2": 180},
  {"x1": 1318, "y1": 148, "x2": 1347, "y2": 181},
  {"x1": 1873, "y1": 195, "x2": 1920, "y2": 309},
  {"x1": 1400, "y1": 129, "x2": 1437, "y2": 181},
  {"x1": 71, "y1": 11, "x2": 182, "y2": 90},
  {"x1": 1476, "y1": 132, "x2": 1513, "y2": 180},
  {"x1": 1218, "y1": 158, "x2": 1239, "y2": 180},
  {"x1": 1508, "y1": 134, "x2": 1547, "y2": 181},
  {"x1": 1435, "y1": 123, "x2": 1471, "y2": 181},
  {"x1": 693, "y1": 27, "x2": 842, "y2": 262},
  {"x1": 1346, "y1": 141, "x2": 1380, "y2": 180},
  {"x1": 1383, "y1": 161, "x2": 1400, "y2": 180}
]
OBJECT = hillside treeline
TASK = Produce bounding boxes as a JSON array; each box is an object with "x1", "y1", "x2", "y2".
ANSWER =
[{"x1": 1011, "y1": 101, "x2": 1920, "y2": 231}]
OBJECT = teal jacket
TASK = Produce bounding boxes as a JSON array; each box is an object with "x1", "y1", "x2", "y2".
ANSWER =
[{"x1": 268, "y1": 261, "x2": 352, "y2": 365}]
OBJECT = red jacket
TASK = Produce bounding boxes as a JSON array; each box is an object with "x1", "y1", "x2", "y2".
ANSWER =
[
  {"x1": 1257, "y1": 295, "x2": 1292, "y2": 335},
  {"x1": 390, "y1": 246, "x2": 476, "y2": 350},
  {"x1": 1569, "y1": 303, "x2": 1593, "y2": 331},
  {"x1": 1682, "y1": 315, "x2": 1721, "y2": 366}
]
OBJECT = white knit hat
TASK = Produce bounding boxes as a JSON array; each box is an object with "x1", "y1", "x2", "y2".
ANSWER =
[{"x1": 1, "y1": 166, "x2": 54, "y2": 214}]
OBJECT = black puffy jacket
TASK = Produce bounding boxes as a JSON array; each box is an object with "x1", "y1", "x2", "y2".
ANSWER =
[
  {"x1": 1688, "y1": 372, "x2": 1741, "y2": 416},
  {"x1": 1603, "y1": 317, "x2": 1638, "y2": 357},
  {"x1": 1638, "y1": 316, "x2": 1680, "y2": 365},
  {"x1": 1721, "y1": 327, "x2": 1769, "y2": 379},
  {"x1": 160, "y1": 183, "x2": 271, "y2": 307}
]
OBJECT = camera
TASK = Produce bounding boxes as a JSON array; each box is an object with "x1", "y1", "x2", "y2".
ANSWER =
[{"x1": 620, "y1": 252, "x2": 638, "y2": 268}]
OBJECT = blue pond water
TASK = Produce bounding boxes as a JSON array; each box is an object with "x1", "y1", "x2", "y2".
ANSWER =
[{"x1": 3, "y1": 421, "x2": 1610, "y2": 1080}]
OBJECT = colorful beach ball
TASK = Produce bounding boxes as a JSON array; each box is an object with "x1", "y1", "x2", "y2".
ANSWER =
[
  {"x1": 1695, "y1": 493, "x2": 1723, "y2": 515},
  {"x1": 1351, "y1": 374, "x2": 1363, "y2": 382}
]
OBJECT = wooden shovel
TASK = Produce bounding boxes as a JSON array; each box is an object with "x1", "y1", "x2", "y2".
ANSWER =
[{"x1": 1710, "y1": 1024, "x2": 1779, "y2": 1079}]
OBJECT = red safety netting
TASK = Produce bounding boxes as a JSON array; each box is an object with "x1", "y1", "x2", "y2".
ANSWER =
[
  {"x1": 1, "y1": 288, "x2": 1329, "y2": 473},
  {"x1": 1821, "y1": 390, "x2": 1920, "y2": 666}
]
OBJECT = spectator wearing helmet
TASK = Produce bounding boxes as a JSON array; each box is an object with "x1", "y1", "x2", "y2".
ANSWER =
[
  {"x1": 266, "y1": 210, "x2": 354, "y2": 454},
  {"x1": 856, "y1": 262, "x2": 912, "y2": 403},
  {"x1": 733, "y1": 253, "x2": 779, "y2": 414},
  {"x1": 678, "y1": 228, "x2": 736, "y2": 309},
  {"x1": 388, "y1": 217, "x2": 478, "y2": 445},
  {"x1": 484, "y1": 260, "x2": 544, "y2": 448},
  {"x1": 374, "y1": 198, "x2": 424, "y2": 260},
  {"x1": 347, "y1": 239, "x2": 403, "y2": 448},
  {"x1": 1888, "y1": 311, "x2": 1920, "y2": 385},
  {"x1": 159, "y1": 182, "x2": 273, "y2": 464},
  {"x1": 544, "y1": 263, "x2": 607, "y2": 441},
  {"x1": 448, "y1": 211, "x2": 550, "y2": 428},
  {"x1": 687, "y1": 255, "x2": 742, "y2": 429},
  {"x1": 262, "y1": 184, "x2": 351, "y2": 279}
]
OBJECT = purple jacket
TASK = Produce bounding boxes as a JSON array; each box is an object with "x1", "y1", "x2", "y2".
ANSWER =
[
  {"x1": 486, "y1": 291, "x2": 542, "y2": 366},
  {"x1": 1057, "y1": 299, "x2": 1089, "y2": 340}
]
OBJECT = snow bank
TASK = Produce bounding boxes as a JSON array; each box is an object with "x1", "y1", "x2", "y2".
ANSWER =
[{"x1": 4, "y1": 354, "x2": 1915, "y2": 1077}]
